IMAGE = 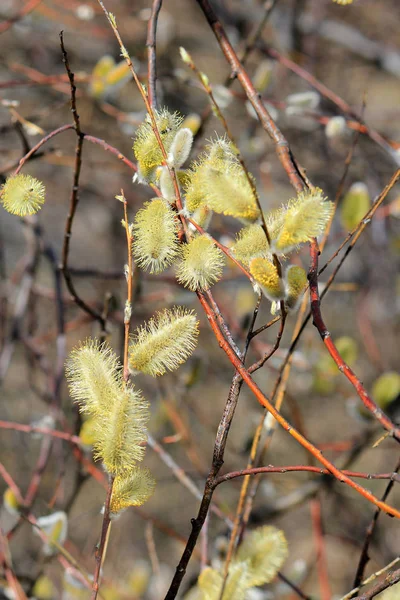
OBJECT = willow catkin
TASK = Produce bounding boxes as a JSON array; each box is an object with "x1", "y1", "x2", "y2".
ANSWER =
[
  {"x1": 132, "y1": 198, "x2": 179, "y2": 273},
  {"x1": 129, "y1": 307, "x2": 199, "y2": 377}
]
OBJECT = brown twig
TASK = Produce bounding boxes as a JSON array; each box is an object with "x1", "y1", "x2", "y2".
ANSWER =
[
  {"x1": 353, "y1": 566, "x2": 400, "y2": 600},
  {"x1": 0, "y1": 420, "x2": 81, "y2": 445},
  {"x1": 90, "y1": 474, "x2": 115, "y2": 600},
  {"x1": 353, "y1": 455, "x2": 400, "y2": 589},
  {"x1": 195, "y1": 0, "x2": 306, "y2": 194},
  {"x1": 340, "y1": 558, "x2": 400, "y2": 600},
  {"x1": 213, "y1": 465, "x2": 400, "y2": 487},
  {"x1": 146, "y1": 0, "x2": 163, "y2": 109},
  {"x1": 262, "y1": 44, "x2": 400, "y2": 164},
  {"x1": 164, "y1": 291, "x2": 262, "y2": 599},
  {"x1": 59, "y1": 32, "x2": 106, "y2": 331}
]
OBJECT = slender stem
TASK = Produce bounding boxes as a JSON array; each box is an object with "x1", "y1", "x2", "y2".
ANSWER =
[
  {"x1": 84, "y1": 134, "x2": 137, "y2": 171},
  {"x1": 122, "y1": 194, "x2": 133, "y2": 381},
  {"x1": 146, "y1": 0, "x2": 163, "y2": 109},
  {"x1": 310, "y1": 498, "x2": 331, "y2": 600},
  {"x1": 309, "y1": 239, "x2": 400, "y2": 441},
  {"x1": 0, "y1": 420, "x2": 81, "y2": 445},
  {"x1": 195, "y1": 0, "x2": 306, "y2": 193},
  {"x1": 352, "y1": 566, "x2": 400, "y2": 600},
  {"x1": 164, "y1": 293, "x2": 261, "y2": 599},
  {"x1": 212, "y1": 465, "x2": 400, "y2": 488},
  {"x1": 340, "y1": 558, "x2": 400, "y2": 600},
  {"x1": 196, "y1": 291, "x2": 400, "y2": 519},
  {"x1": 353, "y1": 455, "x2": 400, "y2": 588},
  {"x1": 59, "y1": 32, "x2": 106, "y2": 330},
  {"x1": 90, "y1": 474, "x2": 115, "y2": 600}
]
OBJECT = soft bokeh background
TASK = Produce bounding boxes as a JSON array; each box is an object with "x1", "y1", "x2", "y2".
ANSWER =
[{"x1": 0, "y1": 0, "x2": 400, "y2": 598}]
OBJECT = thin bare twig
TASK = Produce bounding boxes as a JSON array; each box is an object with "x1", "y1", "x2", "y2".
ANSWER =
[
  {"x1": 353, "y1": 455, "x2": 400, "y2": 589},
  {"x1": 308, "y1": 239, "x2": 400, "y2": 442},
  {"x1": 59, "y1": 33, "x2": 106, "y2": 330},
  {"x1": 146, "y1": 0, "x2": 163, "y2": 109}
]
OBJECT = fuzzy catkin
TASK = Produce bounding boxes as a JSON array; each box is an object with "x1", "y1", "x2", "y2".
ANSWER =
[
  {"x1": 233, "y1": 224, "x2": 270, "y2": 264},
  {"x1": 250, "y1": 257, "x2": 284, "y2": 301},
  {"x1": 132, "y1": 198, "x2": 179, "y2": 273},
  {"x1": 184, "y1": 161, "x2": 210, "y2": 213},
  {"x1": 285, "y1": 265, "x2": 308, "y2": 312},
  {"x1": 271, "y1": 189, "x2": 334, "y2": 254},
  {"x1": 176, "y1": 235, "x2": 225, "y2": 291},
  {"x1": 183, "y1": 137, "x2": 247, "y2": 217},
  {"x1": 204, "y1": 165, "x2": 260, "y2": 223},
  {"x1": 110, "y1": 468, "x2": 155, "y2": 513},
  {"x1": 133, "y1": 109, "x2": 183, "y2": 182},
  {"x1": 198, "y1": 564, "x2": 250, "y2": 600},
  {"x1": 129, "y1": 307, "x2": 199, "y2": 377},
  {"x1": 233, "y1": 526, "x2": 288, "y2": 587},
  {"x1": 65, "y1": 339, "x2": 122, "y2": 416},
  {"x1": 95, "y1": 386, "x2": 150, "y2": 474},
  {"x1": 1, "y1": 174, "x2": 45, "y2": 216},
  {"x1": 167, "y1": 128, "x2": 193, "y2": 168}
]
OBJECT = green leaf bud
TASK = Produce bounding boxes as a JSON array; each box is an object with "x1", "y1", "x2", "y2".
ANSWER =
[{"x1": 340, "y1": 182, "x2": 370, "y2": 230}]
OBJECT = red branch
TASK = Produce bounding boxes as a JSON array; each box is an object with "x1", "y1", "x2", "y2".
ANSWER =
[
  {"x1": 213, "y1": 465, "x2": 400, "y2": 487},
  {"x1": 308, "y1": 239, "x2": 400, "y2": 442},
  {"x1": 196, "y1": 291, "x2": 400, "y2": 519}
]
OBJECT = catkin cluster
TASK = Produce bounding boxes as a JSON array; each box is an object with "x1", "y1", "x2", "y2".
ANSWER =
[
  {"x1": 66, "y1": 339, "x2": 155, "y2": 514},
  {"x1": 132, "y1": 108, "x2": 333, "y2": 311}
]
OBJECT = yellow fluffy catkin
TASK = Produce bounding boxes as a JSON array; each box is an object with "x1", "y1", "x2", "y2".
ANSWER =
[
  {"x1": 1, "y1": 174, "x2": 45, "y2": 216},
  {"x1": 133, "y1": 109, "x2": 183, "y2": 182},
  {"x1": 110, "y1": 468, "x2": 155, "y2": 513},
  {"x1": 129, "y1": 307, "x2": 199, "y2": 377},
  {"x1": 198, "y1": 564, "x2": 250, "y2": 600},
  {"x1": 249, "y1": 257, "x2": 284, "y2": 301},
  {"x1": 233, "y1": 525, "x2": 288, "y2": 587},
  {"x1": 184, "y1": 160, "x2": 210, "y2": 213},
  {"x1": 232, "y1": 224, "x2": 270, "y2": 264},
  {"x1": 95, "y1": 385, "x2": 150, "y2": 475},
  {"x1": 205, "y1": 164, "x2": 260, "y2": 223},
  {"x1": 271, "y1": 188, "x2": 334, "y2": 254},
  {"x1": 132, "y1": 198, "x2": 179, "y2": 273},
  {"x1": 183, "y1": 137, "x2": 256, "y2": 221},
  {"x1": 176, "y1": 235, "x2": 225, "y2": 291},
  {"x1": 65, "y1": 338, "x2": 122, "y2": 416},
  {"x1": 285, "y1": 265, "x2": 308, "y2": 312}
]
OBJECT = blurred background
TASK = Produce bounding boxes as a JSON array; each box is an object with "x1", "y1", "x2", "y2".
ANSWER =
[{"x1": 0, "y1": 0, "x2": 400, "y2": 598}]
